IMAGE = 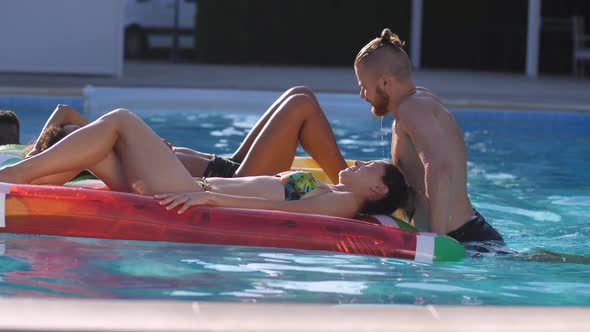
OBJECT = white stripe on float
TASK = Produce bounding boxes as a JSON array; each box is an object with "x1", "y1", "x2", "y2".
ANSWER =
[
  {"x1": 415, "y1": 234, "x2": 435, "y2": 262},
  {"x1": 0, "y1": 182, "x2": 11, "y2": 228},
  {"x1": 0, "y1": 183, "x2": 10, "y2": 194},
  {"x1": 0, "y1": 193, "x2": 5, "y2": 228},
  {"x1": 371, "y1": 214, "x2": 399, "y2": 228}
]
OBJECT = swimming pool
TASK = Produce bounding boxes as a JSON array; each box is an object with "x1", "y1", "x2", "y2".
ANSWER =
[{"x1": 1, "y1": 92, "x2": 589, "y2": 305}]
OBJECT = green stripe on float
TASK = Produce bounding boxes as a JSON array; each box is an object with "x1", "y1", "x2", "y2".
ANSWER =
[
  {"x1": 371, "y1": 214, "x2": 419, "y2": 232},
  {"x1": 391, "y1": 216, "x2": 419, "y2": 232},
  {"x1": 433, "y1": 235, "x2": 465, "y2": 262},
  {"x1": 416, "y1": 234, "x2": 465, "y2": 263}
]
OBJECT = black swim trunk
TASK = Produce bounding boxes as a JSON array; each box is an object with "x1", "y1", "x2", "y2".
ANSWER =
[
  {"x1": 447, "y1": 209, "x2": 508, "y2": 254},
  {"x1": 203, "y1": 155, "x2": 241, "y2": 178}
]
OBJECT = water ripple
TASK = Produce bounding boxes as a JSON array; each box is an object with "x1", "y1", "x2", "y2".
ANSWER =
[{"x1": 477, "y1": 202, "x2": 562, "y2": 222}]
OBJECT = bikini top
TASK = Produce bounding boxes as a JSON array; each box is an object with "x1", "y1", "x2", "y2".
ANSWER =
[{"x1": 276, "y1": 171, "x2": 321, "y2": 201}]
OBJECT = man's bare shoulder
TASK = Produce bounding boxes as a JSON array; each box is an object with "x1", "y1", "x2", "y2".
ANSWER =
[
  {"x1": 399, "y1": 91, "x2": 442, "y2": 118},
  {"x1": 396, "y1": 89, "x2": 450, "y2": 136}
]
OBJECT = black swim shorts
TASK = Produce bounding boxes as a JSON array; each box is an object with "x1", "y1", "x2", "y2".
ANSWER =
[
  {"x1": 447, "y1": 209, "x2": 508, "y2": 253},
  {"x1": 203, "y1": 155, "x2": 241, "y2": 178}
]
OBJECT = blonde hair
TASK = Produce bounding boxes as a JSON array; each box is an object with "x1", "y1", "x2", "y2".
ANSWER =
[{"x1": 355, "y1": 28, "x2": 411, "y2": 80}]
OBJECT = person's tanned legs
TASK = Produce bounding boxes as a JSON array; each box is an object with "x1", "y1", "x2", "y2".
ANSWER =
[
  {"x1": 235, "y1": 93, "x2": 347, "y2": 183},
  {"x1": 0, "y1": 109, "x2": 198, "y2": 195},
  {"x1": 230, "y1": 86, "x2": 321, "y2": 161}
]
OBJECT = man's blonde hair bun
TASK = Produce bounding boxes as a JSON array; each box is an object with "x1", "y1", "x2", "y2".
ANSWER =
[{"x1": 380, "y1": 28, "x2": 405, "y2": 48}]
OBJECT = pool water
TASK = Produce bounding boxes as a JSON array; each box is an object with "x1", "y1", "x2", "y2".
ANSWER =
[{"x1": 1, "y1": 94, "x2": 589, "y2": 305}]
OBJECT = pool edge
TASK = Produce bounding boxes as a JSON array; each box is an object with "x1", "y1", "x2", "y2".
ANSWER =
[
  {"x1": 0, "y1": 298, "x2": 587, "y2": 332},
  {"x1": 1, "y1": 86, "x2": 589, "y2": 113},
  {"x1": 0, "y1": 87, "x2": 82, "y2": 97}
]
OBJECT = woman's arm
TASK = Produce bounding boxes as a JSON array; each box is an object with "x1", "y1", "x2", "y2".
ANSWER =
[
  {"x1": 28, "y1": 104, "x2": 90, "y2": 156},
  {"x1": 156, "y1": 191, "x2": 360, "y2": 218},
  {"x1": 44, "y1": 104, "x2": 90, "y2": 128}
]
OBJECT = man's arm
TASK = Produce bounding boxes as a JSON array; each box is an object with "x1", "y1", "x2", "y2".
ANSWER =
[{"x1": 398, "y1": 104, "x2": 453, "y2": 234}]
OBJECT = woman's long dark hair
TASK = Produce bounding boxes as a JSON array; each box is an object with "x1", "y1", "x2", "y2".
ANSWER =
[
  {"x1": 362, "y1": 163, "x2": 412, "y2": 215},
  {"x1": 23, "y1": 124, "x2": 67, "y2": 156}
]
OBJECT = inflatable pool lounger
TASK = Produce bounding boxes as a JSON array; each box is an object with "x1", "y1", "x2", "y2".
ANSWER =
[{"x1": 0, "y1": 145, "x2": 464, "y2": 262}]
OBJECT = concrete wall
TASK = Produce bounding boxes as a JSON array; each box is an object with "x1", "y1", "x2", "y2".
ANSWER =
[{"x1": 0, "y1": 0, "x2": 124, "y2": 76}]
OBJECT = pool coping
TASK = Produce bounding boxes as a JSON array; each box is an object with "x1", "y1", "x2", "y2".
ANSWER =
[
  {"x1": 0, "y1": 87, "x2": 82, "y2": 97},
  {"x1": 0, "y1": 298, "x2": 588, "y2": 332},
  {"x1": 1, "y1": 86, "x2": 590, "y2": 113}
]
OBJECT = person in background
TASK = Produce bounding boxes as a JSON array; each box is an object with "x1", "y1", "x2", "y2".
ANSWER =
[
  {"x1": 0, "y1": 110, "x2": 20, "y2": 145},
  {"x1": 353, "y1": 28, "x2": 503, "y2": 251},
  {"x1": 27, "y1": 86, "x2": 347, "y2": 185}
]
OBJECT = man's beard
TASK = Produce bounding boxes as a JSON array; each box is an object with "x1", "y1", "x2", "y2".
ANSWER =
[{"x1": 370, "y1": 86, "x2": 389, "y2": 117}]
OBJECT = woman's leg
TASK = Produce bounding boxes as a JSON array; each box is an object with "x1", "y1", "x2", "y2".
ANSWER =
[
  {"x1": 230, "y1": 86, "x2": 321, "y2": 162},
  {"x1": 23, "y1": 104, "x2": 130, "y2": 190},
  {"x1": 28, "y1": 153, "x2": 130, "y2": 192},
  {"x1": 160, "y1": 87, "x2": 325, "y2": 178},
  {"x1": 172, "y1": 147, "x2": 212, "y2": 177},
  {"x1": 0, "y1": 109, "x2": 198, "y2": 195},
  {"x1": 86, "y1": 152, "x2": 131, "y2": 191},
  {"x1": 235, "y1": 94, "x2": 347, "y2": 183}
]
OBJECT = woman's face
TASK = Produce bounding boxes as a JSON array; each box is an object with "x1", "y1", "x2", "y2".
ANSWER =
[{"x1": 339, "y1": 160, "x2": 388, "y2": 189}]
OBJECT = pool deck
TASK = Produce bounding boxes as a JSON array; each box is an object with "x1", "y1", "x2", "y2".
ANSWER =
[
  {"x1": 1, "y1": 60, "x2": 590, "y2": 112},
  {"x1": 0, "y1": 298, "x2": 588, "y2": 332},
  {"x1": 1, "y1": 62, "x2": 589, "y2": 331}
]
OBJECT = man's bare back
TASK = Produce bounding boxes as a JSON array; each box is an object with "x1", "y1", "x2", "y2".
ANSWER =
[{"x1": 392, "y1": 87, "x2": 474, "y2": 232}]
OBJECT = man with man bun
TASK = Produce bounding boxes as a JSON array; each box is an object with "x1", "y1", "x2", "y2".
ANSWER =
[{"x1": 354, "y1": 29, "x2": 503, "y2": 251}]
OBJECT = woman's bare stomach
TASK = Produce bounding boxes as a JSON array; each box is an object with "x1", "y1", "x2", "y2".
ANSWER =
[{"x1": 207, "y1": 176, "x2": 285, "y2": 200}]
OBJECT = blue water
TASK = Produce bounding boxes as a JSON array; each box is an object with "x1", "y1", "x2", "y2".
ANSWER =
[{"x1": 1, "y1": 95, "x2": 589, "y2": 305}]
